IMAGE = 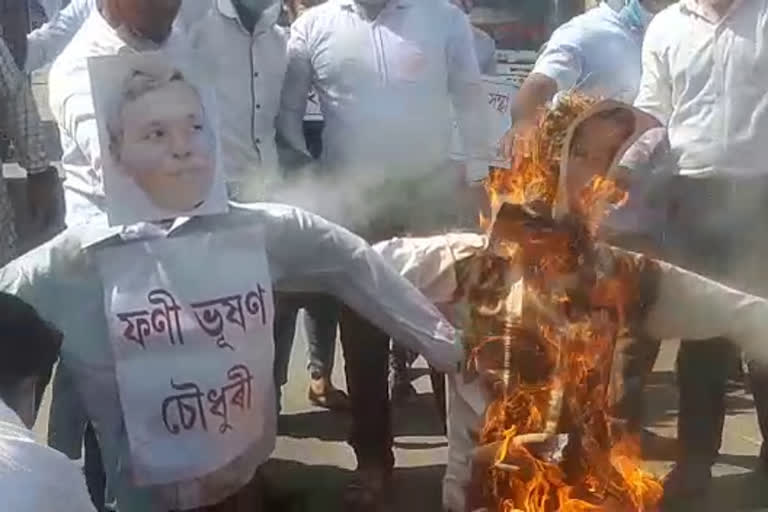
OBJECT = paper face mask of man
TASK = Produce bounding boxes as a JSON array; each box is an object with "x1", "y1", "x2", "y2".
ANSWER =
[
  {"x1": 90, "y1": 53, "x2": 228, "y2": 226},
  {"x1": 110, "y1": 69, "x2": 214, "y2": 211}
]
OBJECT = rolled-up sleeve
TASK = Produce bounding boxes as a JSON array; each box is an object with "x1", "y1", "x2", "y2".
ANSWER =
[
  {"x1": 276, "y1": 16, "x2": 313, "y2": 156},
  {"x1": 26, "y1": 0, "x2": 92, "y2": 72},
  {"x1": 633, "y1": 16, "x2": 673, "y2": 125},
  {"x1": 258, "y1": 205, "x2": 462, "y2": 372},
  {"x1": 531, "y1": 28, "x2": 583, "y2": 93}
]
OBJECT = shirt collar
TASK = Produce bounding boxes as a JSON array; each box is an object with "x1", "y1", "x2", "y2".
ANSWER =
[
  {"x1": 82, "y1": 216, "x2": 195, "y2": 249},
  {"x1": 215, "y1": 0, "x2": 278, "y2": 35},
  {"x1": 680, "y1": 0, "x2": 743, "y2": 23}
]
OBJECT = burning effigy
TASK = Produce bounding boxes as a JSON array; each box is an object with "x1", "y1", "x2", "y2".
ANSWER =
[
  {"x1": 373, "y1": 94, "x2": 768, "y2": 512},
  {"x1": 462, "y1": 96, "x2": 663, "y2": 512},
  {"x1": 460, "y1": 95, "x2": 664, "y2": 512}
]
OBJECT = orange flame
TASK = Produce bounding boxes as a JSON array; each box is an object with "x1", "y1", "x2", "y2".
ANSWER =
[{"x1": 466, "y1": 95, "x2": 662, "y2": 512}]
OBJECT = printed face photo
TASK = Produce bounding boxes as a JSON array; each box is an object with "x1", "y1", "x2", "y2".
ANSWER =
[{"x1": 89, "y1": 53, "x2": 228, "y2": 226}]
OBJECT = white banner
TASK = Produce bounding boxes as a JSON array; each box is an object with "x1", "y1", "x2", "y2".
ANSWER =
[
  {"x1": 450, "y1": 76, "x2": 519, "y2": 178},
  {"x1": 95, "y1": 227, "x2": 274, "y2": 486}
]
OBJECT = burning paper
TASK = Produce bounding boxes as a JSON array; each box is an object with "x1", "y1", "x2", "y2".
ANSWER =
[{"x1": 466, "y1": 97, "x2": 663, "y2": 511}]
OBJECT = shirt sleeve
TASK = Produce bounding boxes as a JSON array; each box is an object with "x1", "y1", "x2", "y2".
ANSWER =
[
  {"x1": 644, "y1": 260, "x2": 768, "y2": 363},
  {"x1": 260, "y1": 206, "x2": 462, "y2": 372},
  {"x1": 633, "y1": 15, "x2": 673, "y2": 125},
  {"x1": 446, "y1": 6, "x2": 488, "y2": 163},
  {"x1": 0, "y1": 39, "x2": 49, "y2": 174},
  {"x1": 50, "y1": 57, "x2": 102, "y2": 172},
  {"x1": 531, "y1": 26, "x2": 583, "y2": 92},
  {"x1": 276, "y1": 16, "x2": 313, "y2": 156},
  {"x1": 25, "y1": 0, "x2": 91, "y2": 72}
]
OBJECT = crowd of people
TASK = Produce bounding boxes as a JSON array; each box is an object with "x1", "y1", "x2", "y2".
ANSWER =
[{"x1": 1, "y1": 0, "x2": 768, "y2": 511}]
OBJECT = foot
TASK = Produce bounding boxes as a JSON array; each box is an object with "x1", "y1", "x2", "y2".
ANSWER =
[
  {"x1": 661, "y1": 461, "x2": 712, "y2": 503},
  {"x1": 343, "y1": 466, "x2": 393, "y2": 512},
  {"x1": 308, "y1": 377, "x2": 350, "y2": 411}
]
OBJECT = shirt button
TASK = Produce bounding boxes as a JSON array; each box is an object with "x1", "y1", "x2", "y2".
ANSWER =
[
  {"x1": 253, "y1": 71, "x2": 259, "y2": 77},
  {"x1": 255, "y1": 138, "x2": 261, "y2": 144},
  {"x1": 256, "y1": 104, "x2": 261, "y2": 109}
]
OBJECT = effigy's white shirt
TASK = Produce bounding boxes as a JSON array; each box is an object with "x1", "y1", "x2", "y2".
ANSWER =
[
  {"x1": 0, "y1": 203, "x2": 460, "y2": 512},
  {"x1": 0, "y1": 400, "x2": 96, "y2": 512},
  {"x1": 372, "y1": 233, "x2": 768, "y2": 512}
]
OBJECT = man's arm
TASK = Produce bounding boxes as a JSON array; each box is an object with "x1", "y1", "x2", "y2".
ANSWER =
[
  {"x1": 253, "y1": 205, "x2": 462, "y2": 372},
  {"x1": 645, "y1": 261, "x2": 768, "y2": 363},
  {"x1": 0, "y1": 38, "x2": 49, "y2": 174},
  {"x1": 633, "y1": 15, "x2": 673, "y2": 125},
  {"x1": 276, "y1": 16, "x2": 313, "y2": 156},
  {"x1": 25, "y1": 0, "x2": 93, "y2": 72},
  {"x1": 446, "y1": 6, "x2": 488, "y2": 167}
]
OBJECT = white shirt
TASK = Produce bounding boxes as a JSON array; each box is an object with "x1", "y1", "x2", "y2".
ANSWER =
[
  {"x1": 48, "y1": 9, "x2": 187, "y2": 227},
  {"x1": 0, "y1": 203, "x2": 460, "y2": 512},
  {"x1": 278, "y1": 0, "x2": 488, "y2": 175},
  {"x1": 634, "y1": 0, "x2": 768, "y2": 177},
  {"x1": 27, "y1": 0, "x2": 211, "y2": 72},
  {"x1": 0, "y1": 400, "x2": 96, "y2": 512},
  {"x1": 26, "y1": 0, "x2": 96, "y2": 72},
  {"x1": 533, "y1": 3, "x2": 643, "y2": 103},
  {"x1": 472, "y1": 27, "x2": 496, "y2": 75},
  {"x1": 189, "y1": 0, "x2": 287, "y2": 197}
]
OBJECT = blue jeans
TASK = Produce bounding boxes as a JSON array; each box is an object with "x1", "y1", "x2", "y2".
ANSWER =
[{"x1": 273, "y1": 293, "x2": 340, "y2": 407}]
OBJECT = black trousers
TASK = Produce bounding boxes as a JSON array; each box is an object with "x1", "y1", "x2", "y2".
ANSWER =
[
  {"x1": 338, "y1": 304, "x2": 394, "y2": 470},
  {"x1": 661, "y1": 176, "x2": 768, "y2": 464}
]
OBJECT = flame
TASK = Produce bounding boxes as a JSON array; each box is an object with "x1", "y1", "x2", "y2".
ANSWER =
[{"x1": 465, "y1": 95, "x2": 662, "y2": 512}]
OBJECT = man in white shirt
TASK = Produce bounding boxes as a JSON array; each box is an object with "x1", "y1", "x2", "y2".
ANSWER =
[
  {"x1": 0, "y1": 292, "x2": 96, "y2": 512},
  {"x1": 189, "y1": 0, "x2": 286, "y2": 201},
  {"x1": 26, "y1": 0, "x2": 210, "y2": 72},
  {"x1": 48, "y1": 0, "x2": 187, "y2": 228},
  {"x1": 276, "y1": 3, "x2": 487, "y2": 496},
  {"x1": 278, "y1": 0, "x2": 488, "y2": 220},
  {"x1": 634, "y1": 0, "x2": 768, "y2": 500},
  {"x1": 26, "y1": 0, "x2": 96, "y2": 72},
  {"x1": 513, "y1": 0, "x2": 672, "y2": 127}
]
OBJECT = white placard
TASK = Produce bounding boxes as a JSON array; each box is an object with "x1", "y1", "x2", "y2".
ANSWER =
[
  {"x1": 450, "y1": 76, "x2": 519, "y2": 178},
  {"x1": 304, "y1": 88, "x2": 323, "y2": 122},
  {"x1": 95, "y1": 227, "x2": 274, "y2": 486}
]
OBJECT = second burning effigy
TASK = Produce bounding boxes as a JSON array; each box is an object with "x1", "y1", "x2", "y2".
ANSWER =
[{"x1": 463, "y1": 95, "x2": 663, "y2": 511}]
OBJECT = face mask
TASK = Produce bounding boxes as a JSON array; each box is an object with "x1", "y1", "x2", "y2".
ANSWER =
[{"x1": 619, "y1": 0, "x2": 654, "y2": 33}]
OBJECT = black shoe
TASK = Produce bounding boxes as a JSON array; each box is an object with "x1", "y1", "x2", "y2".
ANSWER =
[
  {"x1": 389, "y1": 378, "x2": 418, "y2": 405},
  {"x1": 661, "y1": 462, "x2": 712, "y2": 503}
]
